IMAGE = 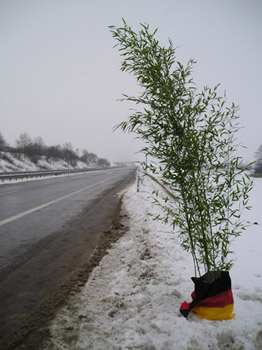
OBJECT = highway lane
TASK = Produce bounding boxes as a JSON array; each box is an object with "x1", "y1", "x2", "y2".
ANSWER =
[
  {"x1": 0, "y1": 167, "x2": 131, "y2": 222},
  {"x1": 0, "y1": 166, "x2": 136, "y2": 348},
  {"x1": 0, "y1": 167, "x2": 133, "y2": 271}
]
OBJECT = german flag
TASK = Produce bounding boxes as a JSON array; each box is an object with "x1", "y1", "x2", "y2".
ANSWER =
[{"x1": 180, "y1": 271, "x2": 235, "y2": 320}]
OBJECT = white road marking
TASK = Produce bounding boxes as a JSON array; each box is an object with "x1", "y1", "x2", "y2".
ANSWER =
[{"x1": 0, "y1": 170, "x2": 129, "y2": 227}]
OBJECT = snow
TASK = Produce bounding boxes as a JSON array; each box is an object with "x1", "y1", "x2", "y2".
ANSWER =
[
  {"x1": 0, "y1": 152, "x2": 94, "y2": 173},
  {"x1": 0, "y1": 152, "x2": 104, "y2": 185},
  {"x1": 0, "y1": 152, "x2": 40, "y2": 172},
  {"x1": 44, "y1": 175, "x2": 262, "y2": 350}
]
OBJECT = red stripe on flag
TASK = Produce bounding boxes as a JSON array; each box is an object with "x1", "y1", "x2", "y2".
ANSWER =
[{"x1": 195, "y1": 289, "x2": 234, "y2": 308}]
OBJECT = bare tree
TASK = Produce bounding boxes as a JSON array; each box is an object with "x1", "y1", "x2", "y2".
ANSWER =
[
  {"x1": 63, "y1": 142, "x2": 78, "y2": 167},
  {"x1": 254, "y1": 143, "x2": 262, "y2": 175},
  {"x1": 97, "y1": 157, "x2": 110, "y2": 167},
  {"x1": 15, "y1": 132, "x2": 32, "y2": 158},
  {"x1": 87, "y1": 152, "x2": 98, "y2": 164},
  {"x1": 80, "y1": 149, "x2": 90, "y2": 163},
  {"x1": 0, "y1": 132, "x2": 7, "y2": 151},
  {"x1": 32, "y1": 136, "x2": 46, "y2": 161},
  {"x1": 46, "y1": 145, "x2": 63, "y2": 161}
]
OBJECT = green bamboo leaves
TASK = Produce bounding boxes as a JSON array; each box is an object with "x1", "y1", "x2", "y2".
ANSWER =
[{"x1": 110, "y1": 20, "x2": 253, "y2": 276}]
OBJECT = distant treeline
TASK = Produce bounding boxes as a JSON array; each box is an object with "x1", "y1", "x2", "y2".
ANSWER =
[
  {"x1": 254, "y1": 143, "x2": 262, "y2": 176},
  {"x1": 0, "y1": 131, "x2": 110, "y2": 167}
]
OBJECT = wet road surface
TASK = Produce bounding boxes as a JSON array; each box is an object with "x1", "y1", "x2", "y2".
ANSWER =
[{"x1": 0, "y1": 166, "x2": 136, "y2": 349}]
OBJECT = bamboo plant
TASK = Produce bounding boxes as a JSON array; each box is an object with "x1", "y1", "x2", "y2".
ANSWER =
[{"x1": 109, "y1": 20, "x2": 252, "y2": 277}]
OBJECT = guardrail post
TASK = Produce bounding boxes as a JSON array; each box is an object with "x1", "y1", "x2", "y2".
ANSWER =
[
  {"x1": 137, "y1": 167, "x2": 140, "y2": 192},
  {"x1": 136, "y1": 164, "x2": 144, "y2": 192}
]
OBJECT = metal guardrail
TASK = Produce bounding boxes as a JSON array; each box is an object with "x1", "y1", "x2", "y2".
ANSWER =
[
  {"x1": 145, "y1": 172, "x2": 180, "y2": 202},
  {"x1": 0, "y1": 168, "x2": 104, "y2": 182}
]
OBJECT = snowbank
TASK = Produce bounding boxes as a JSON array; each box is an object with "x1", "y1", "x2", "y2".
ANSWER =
[
  {"x1": 0, "y1": 152, "x2": 39, "y2": 172},
  {"x1": 44, "y1": 176, "x2": 262, "y2": 350},
  {"x1": 0, "y1": 152, "x2": 94, "y2": 173}
]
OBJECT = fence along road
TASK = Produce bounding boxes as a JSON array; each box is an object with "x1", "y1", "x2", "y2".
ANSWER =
[
  {"x1": 0, "y1": 166, "x2": 136, "y2": 348},
  {"x1": 0, "y1": 167, "x2": 104, "y2": 182}
]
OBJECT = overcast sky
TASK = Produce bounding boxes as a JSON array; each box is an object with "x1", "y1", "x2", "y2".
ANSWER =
[{"x1": 1, "y1": 0, "x2": 261, "y2": 163}]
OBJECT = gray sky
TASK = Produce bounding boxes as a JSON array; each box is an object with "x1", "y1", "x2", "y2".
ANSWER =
[{"x1": 0, "y1": 0, "x2": 261, "y2": 163}]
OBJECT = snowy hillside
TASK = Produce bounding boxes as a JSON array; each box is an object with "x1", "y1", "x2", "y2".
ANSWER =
[
  {"x1": 44, "y1": 175, "x2": 262, "y2": 350},
  {"x1": 0, "y1": 152, "x2": 100, "y2": 173}
]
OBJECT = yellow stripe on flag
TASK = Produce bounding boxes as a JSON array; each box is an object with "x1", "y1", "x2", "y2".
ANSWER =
[{"x1": 192, "y1": 304, "x2": 235, "y2": 320}]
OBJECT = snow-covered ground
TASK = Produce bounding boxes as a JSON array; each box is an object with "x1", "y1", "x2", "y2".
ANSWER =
[
  {"x1": 0, "y1": 152, "x2": 110, "y2": 185},
  {"x1": 0, "y1": 152, "x2": 96, "y2": 173},
  {"x1": 44, "y1": 175, "x2": 262, "y2": 350}
]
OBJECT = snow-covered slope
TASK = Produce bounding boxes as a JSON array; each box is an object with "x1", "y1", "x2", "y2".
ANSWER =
[
  {"x1": 0, "y1": 152, "x2": 96, "y2": 173},
  {"x1": 44, "y1": 176, "x2": 262, "y2": 350}
]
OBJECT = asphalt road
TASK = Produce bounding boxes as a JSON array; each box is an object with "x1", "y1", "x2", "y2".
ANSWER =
[{"x1": 0, "y1": 166, "x2": 136, "y2": 349}]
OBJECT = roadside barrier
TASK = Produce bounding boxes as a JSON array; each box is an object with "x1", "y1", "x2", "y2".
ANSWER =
[
  {"x1": 145, "y1": 172, "x2": 180, "y2": 202},
  {"x1": 0, "y1": 168, "x2": 110, "y2": 182}
]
